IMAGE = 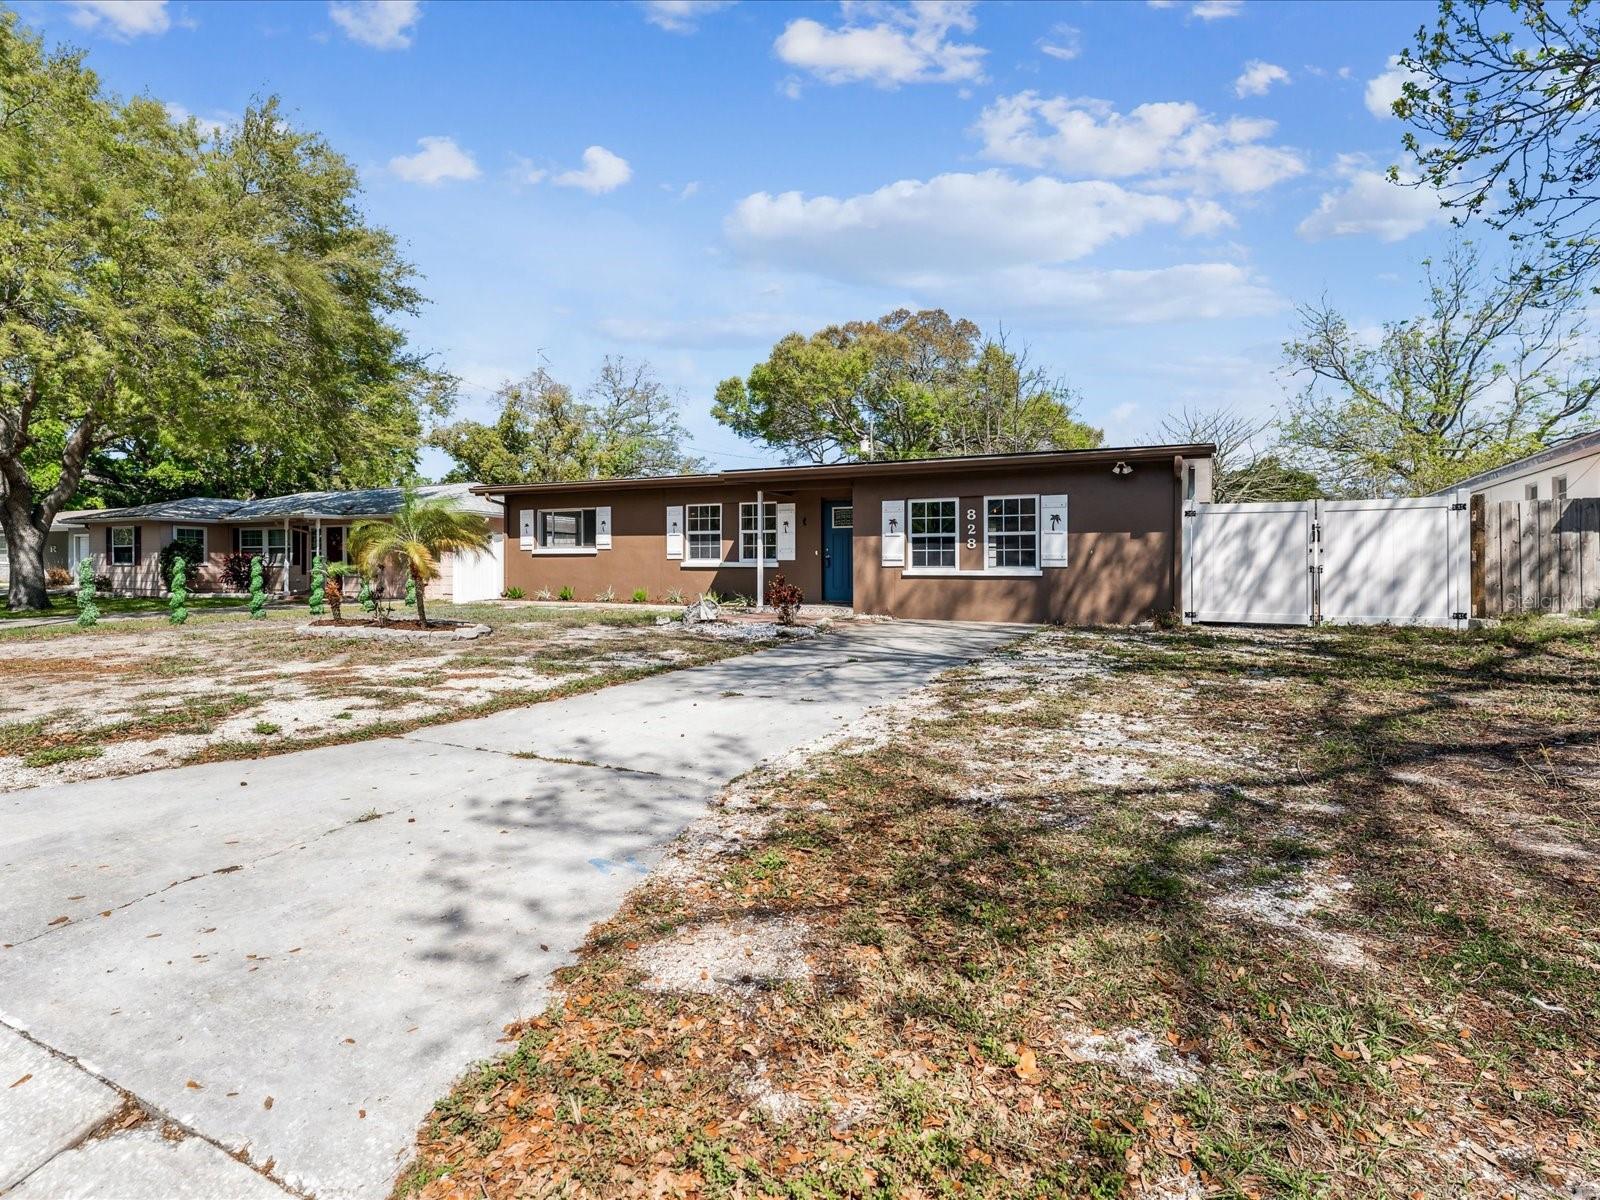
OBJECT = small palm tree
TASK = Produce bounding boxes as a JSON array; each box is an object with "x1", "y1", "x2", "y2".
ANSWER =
[{"x1": 348, "y1": 489, "x2": 492, "y2": 628}]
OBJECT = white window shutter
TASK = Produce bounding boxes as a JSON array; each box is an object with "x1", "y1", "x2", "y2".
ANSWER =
[
  {"x1": 1041, "y1": 494, "x2": 1068, "y2": 566},
  {"x1": 519, "y1": 508, "x2": 534, "y2": 551},
  {"x1": 665, "y1": 505, "x2": 683, "y2": 560},
  {"x1": 881, "y1": 500, "x2": 905, "y2": 567},
  {"x1": 596, "y1": 506, "x2": 612, "y2": 550},
  {"x1": 775, "y1": 503, "x2": 796, "y2": 561}
]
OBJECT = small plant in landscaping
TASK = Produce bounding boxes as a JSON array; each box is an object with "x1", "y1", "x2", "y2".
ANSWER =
[
  {"x1": 404, "y1": 576, "x2": 417, "y2": 607},
  {"x1": 503, "y1": 586, "x2": 526, "y2": 599},
  {"x1": 325, "y1": 562, "x2": 351, "y2": 622},
  {"x1": 558, "y1": 585, "x2": 575, "y2": 601},
  {"x1": 630, "y1": 588, "x2": 649, "y2": 603},
  {"x1": 534, "y1": 587, "x2": 552, "y2": 601},
  {"x1": 595, "y1": 584, "x2": 616, "y2": 602},
  {"x1": 253, "y1": 721, "x2": 281, "y2": 735},
  {"x1": 309, "y1": 555, "x2": 326, "y2": 617},
  {"x1": 221, "y1": 552, "x2": 255, "y2": 592},
  {"x1": 75, "y1": 558, "x2": 99, "y2": 628},
  {"x1": 45, "y1": 565, "x2": 73, "y2": 588},
  {"x1": 168, "y1": 555, "x2": 189, "y2": 625},
  {"x1": 22, "y1": 744, "x2": 104, "y2": 769},
  {"x1": 248, "y1": 556, "x2": 268, "y2": 618},
  {"x1": 358, "y1": 573, "x2": 376, "y2": 614},
  {"x1": 767, "y1": 572, "x2": 803, "y2": 625},
  {"x1": 664, "y1": 587, "x2": 685, "y2": 605},
  {"x1": 158, "y1": 541, "x2": 200, "y2": 593}
]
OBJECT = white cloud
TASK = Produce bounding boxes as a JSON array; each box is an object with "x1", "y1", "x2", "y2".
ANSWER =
[
  {"x1": 727, "y1": 171, "x2": 1218, "y2": 274},
  {"x1": 774, "y1": 0, "x2": 986, "y2": 88},
  {"x1": 1234, "y1": 60, "x2": 1289, "y2": 98},
  {"x1": 595, "y1": 311, "x2": 813, "y2": 348},
  {"x1": 1147, "y1": 0, "x2": 1243, "y2": 17},
  {"x1": 1038, "y1": 23, "x2": 1080, "y2": 62},
  {"x1": 1365, "y1": 54, "x2": 1420, "y2": 119},
  {"x1": 328, "y1": 0, "x2": 420, "y2": 50},
  {"x1": 66, "y1": 1, "x2": 171, "y2": 38},
  {"x1": 975, "y1": 92, "x2": 1304, "y2": 194},
  {"x1": 1297, "y1": 158, "x2": 1445, "y2": 243},
  {"x1": 388, "y1": 136, "x2": 481, "y2": 185},
  {"x1": 641, "y1": 0, "x2": 736, "y2": 33},
  {"x1": 554, "y1": 146, "x2": 633, "y2": 194}
]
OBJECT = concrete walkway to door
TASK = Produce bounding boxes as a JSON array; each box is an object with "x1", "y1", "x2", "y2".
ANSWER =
[{"x1": 0, "y1": 620, "x2": 1022, "y2": 1200}]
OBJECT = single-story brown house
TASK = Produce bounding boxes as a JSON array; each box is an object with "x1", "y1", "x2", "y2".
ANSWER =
[
  {"x1": 71, "y1": 483, "x2": 505, "y2": 602},
  {"x1": 476, "y1": 445, "x2": 1215, "y2": 624}
]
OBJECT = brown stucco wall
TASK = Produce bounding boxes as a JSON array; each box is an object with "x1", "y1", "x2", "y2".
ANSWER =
[
  {"x1": 502, "y1": 486, "x2": 840, "y2": 602},
  {"x1": 851, "y1": 460, "x2": 1181, "y2": 624}
]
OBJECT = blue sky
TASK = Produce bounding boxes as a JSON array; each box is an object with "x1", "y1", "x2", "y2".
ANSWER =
[{"x1": 19, "y1": 0, "x2": 1452, "y2": 476}]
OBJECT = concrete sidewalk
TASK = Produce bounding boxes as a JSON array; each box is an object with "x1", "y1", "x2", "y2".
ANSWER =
[{"x1": 0, "y1": 620, "x2": 1021, "y2": 1199}]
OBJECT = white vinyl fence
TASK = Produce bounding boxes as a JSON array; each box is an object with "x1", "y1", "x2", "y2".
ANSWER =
[
  {"x1": 1184, "y1": 493, "x2": 1471, "y2": 629},
  {"x1": 448, "y1": 532, "x2": 505, "y2": 603}
]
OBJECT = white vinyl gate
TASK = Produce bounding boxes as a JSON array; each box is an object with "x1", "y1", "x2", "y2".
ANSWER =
[
  {"x1": 449, "y1": 532, "x2": 505, "y2": 603},
  {"x1": 1184, "y1": 493, "x2": 1471, "y2": 629}
]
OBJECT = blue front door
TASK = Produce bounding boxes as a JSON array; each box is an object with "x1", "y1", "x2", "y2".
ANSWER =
[{"x1": 822, "y1": 500, "x2": 854, "y2": 604}]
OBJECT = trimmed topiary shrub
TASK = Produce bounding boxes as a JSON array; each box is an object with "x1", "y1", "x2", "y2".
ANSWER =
[
  {"x1": 309, "y1": 554, "x2": 326, "y2": 617},
  {"x1": 75, "y1": 558, "x2": 99, "y2": 628},
  {"x1": 248, "y1": 556, "x2": 268, "y2": 619},
  {"x1": 169, "y1": 555, "x2": 189, "y2": 625},
  {"x1": 404, "y1": 576, "x2": 416, "y2": 607}
]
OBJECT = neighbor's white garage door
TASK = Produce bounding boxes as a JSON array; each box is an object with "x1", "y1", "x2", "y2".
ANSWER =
[{"x1": 450, "y1": 532, "x2": 505, "y2": 603}]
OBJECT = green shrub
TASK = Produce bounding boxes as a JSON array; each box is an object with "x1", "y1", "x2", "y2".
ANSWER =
[
  {"x1": 558, "y1": 585, "x2": 575, "y2": 601},
  {"x1": 404, "y1": 576, "x2": 416, "y2": 607},
  {"x1": 630, "y1": 588, "x2": 649, "y2": 603},
  {"x1": 158, "y1": 542, "x2": 199, "y2": 592},
  {"x1": 75, "y1": 558, "x2": 99, "y2": 628},
  {"x1": 358, "y1": 574, "x2": 376, "y2": 614},
  {"x1": 248, "y1": 556, "x2": 268, "y2": 619},
  {"x1": 309, "y1": 555, "x2": 326, "y2": 617},
  {"x1": 503, "y1": 586, "x2": 526, "y2": 600},
  {"x1": 168, "y1": 555, "x2": 189, "y2": 625}
]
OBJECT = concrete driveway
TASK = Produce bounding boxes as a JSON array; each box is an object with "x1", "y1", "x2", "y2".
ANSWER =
[{"x1": 0, "y1": 620, "x2": 1020, "y2": 1199}]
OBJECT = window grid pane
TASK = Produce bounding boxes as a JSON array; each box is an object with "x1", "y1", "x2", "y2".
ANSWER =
[
  {"x1": 986, "y1": 497, "x2": 1038, "y2": 568},
  {"x1": 740, "y1": 502, "x2": 776, "y2": 562},
  {"x1": 909, "y1": 499, "x2": 956, "y2": 568},
  {"x1": 686, "y1": 504, "x2": 721, "y2": 561}
]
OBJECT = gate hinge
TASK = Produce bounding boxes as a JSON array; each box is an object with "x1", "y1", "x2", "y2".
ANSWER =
[
  {"x1": 1183, "y1": 610, "x2": 1197, "y2": 620},
  {"x1": 1451, "y1": 501, "x2": 1468, "y2": 512},
  {"x1": 1452, "y1": 611, "x2": 1468, "y2": 620},
  {"x1": 1183, "y1": 508, "x2": 1197, "y2": 517}
]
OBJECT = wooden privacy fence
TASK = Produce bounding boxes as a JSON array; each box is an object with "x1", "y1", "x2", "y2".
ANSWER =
[{"x1": 1474, "y1": 497, "x2": 1600, "y2": 616}]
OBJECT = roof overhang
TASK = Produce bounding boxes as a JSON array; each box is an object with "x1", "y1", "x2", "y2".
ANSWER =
[{"x1": 472, "y1": 444, "x2": 1215, "y2": 498}]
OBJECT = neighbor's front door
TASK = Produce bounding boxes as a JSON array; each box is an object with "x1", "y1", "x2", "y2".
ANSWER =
[{"x1": 822, "y1": 500, "x2": 853, "y2": 604}]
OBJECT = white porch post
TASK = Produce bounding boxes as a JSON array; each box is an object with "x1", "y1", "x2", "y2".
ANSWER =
[
  {"x1": 281, "y1": 517, "x2": 290, "y2": 597},
  {"x1": 755, "y1": 488, "x2": 765, "y2": 611}
]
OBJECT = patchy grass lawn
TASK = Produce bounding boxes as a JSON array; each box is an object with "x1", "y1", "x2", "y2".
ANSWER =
[
  {"x1": 0, "y1": 602, "x2": 764, "y2": 791},
  {"x1": 401, "y1": 617, "x2": 1600, "y2": 1200},
  {"x1": 0, "y1": 594, "x2": 250, "y2": 621}
]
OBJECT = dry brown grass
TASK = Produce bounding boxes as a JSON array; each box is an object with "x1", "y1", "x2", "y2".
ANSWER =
[{"x1": 399, "y1": 618, "x2": 1600, "y2": 1200}]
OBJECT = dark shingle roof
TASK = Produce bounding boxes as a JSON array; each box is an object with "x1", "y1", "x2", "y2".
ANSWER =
[{"x1": 79, "y1": 483, "x2": 499, "y2": 524}]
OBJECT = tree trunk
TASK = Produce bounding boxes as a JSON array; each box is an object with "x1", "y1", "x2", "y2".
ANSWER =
[
  {"x1": 1, "y1": 505, "x2": 50, "y2": 612},
  {"x1": 413, "y1": 568, "x2": 428, "y2": 627}
]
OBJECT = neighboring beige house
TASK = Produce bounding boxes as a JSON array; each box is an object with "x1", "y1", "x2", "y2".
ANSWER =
[
  {"x1": 1434, "y1": 428, "x2": 1600, "y2": 504},
  {"x1": 71, "y1": 484, "x2": 504, "y2": 602},
  {"x1": 0, "y1": 510, "x2": 100, "y2": 586}
]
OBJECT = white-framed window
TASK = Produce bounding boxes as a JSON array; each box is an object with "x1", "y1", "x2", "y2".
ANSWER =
[
  {"x1": 1526, "y1": 484, "x2": 1539, "y2": 501},
  {"x1": 739, "y1": 501, "x2": 777, "y2": 564},
  {"x1": 685, "y1": 503, "x2": 722, "y2": 563},
  {"x1": 985, "y1": 496, "x2": 1039, "y2": 569},
  {"x1": 110, "y1": 526, "x2": 135, "y2": 566},
  {"x1": 831, "y1": 505, "x2": 854, "y2": 529},
  {"x1": 538, "y1": 508, "x2": 597, "y2": 549},
  {"x1": 238, "y1": 528, "x2": 286, "y2": 563},
  {"x1": 173, "y1": 527, "x2": 205, "y2": 557},
  {"x1": 908, "y1": 498, "x2": 957, "y2": 569}
]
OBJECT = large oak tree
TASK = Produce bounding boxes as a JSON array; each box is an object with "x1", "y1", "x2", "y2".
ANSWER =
[
  {"x1": 0, "y1": 17, "x2": 449, "y2": 609},
  {"x1": 712, "y1": 309, "x2": 1101, "y2": 463}
]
